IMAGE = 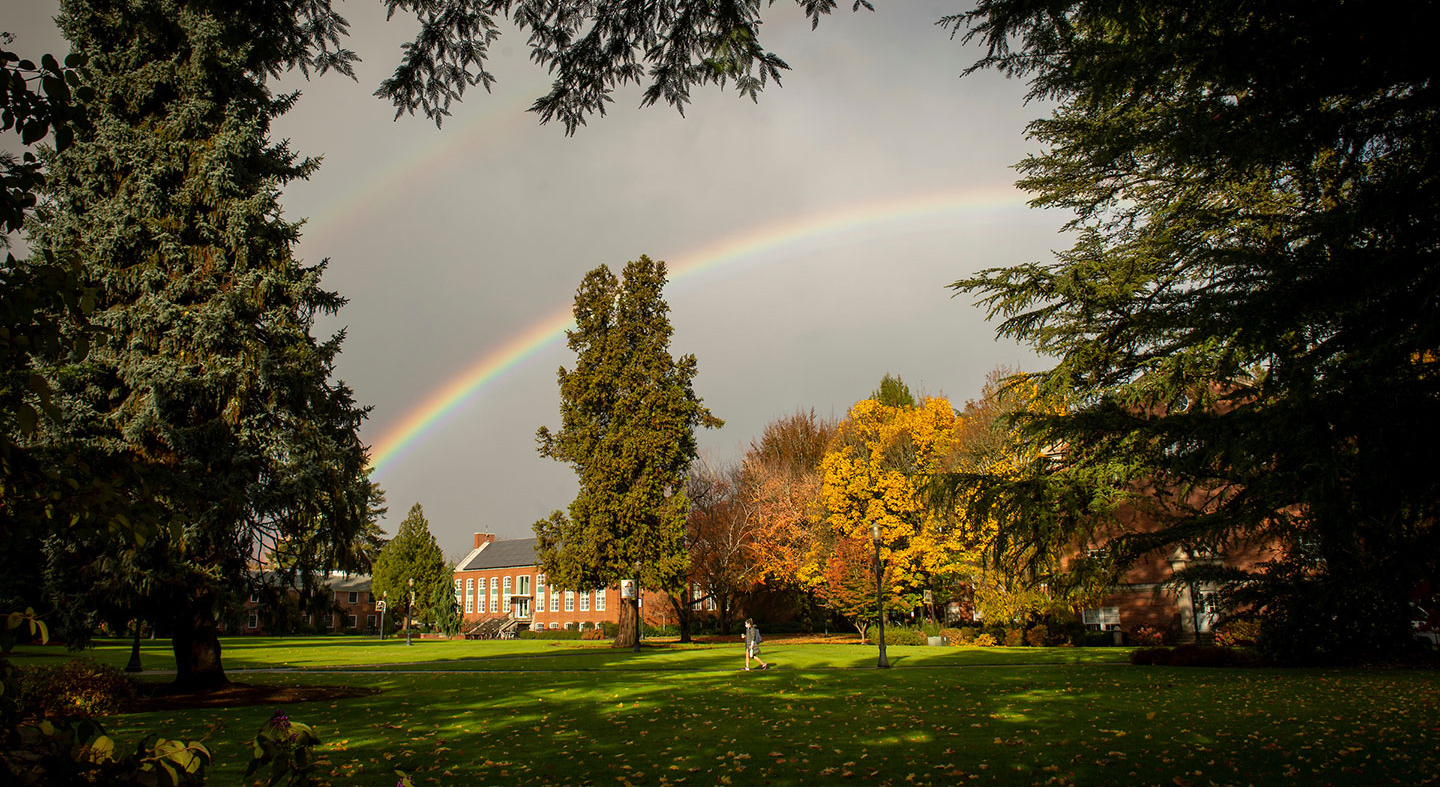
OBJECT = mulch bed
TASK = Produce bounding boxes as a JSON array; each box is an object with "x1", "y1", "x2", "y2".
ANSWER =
[{"x1": 127, "y1": 682, "x2": 380, "y2": 712}]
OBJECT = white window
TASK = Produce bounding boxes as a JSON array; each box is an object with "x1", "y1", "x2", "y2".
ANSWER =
[
  {"x1": 579, "y1": 591, "x2": 590, "y2": 612},
  {"x1": 536, "y1": 574, "x2": 546, "y2": 594},
  {"x1": 595, "y1": 589, "x2": 605, "y2": 612},
  {"x1": 465, "y1": 578, "x2": 474, "y2": 613},
  {"x1": 503, "y1": 576, "x2": 512, "y2": 595},
  {"x1": 247, "y1": 613, "x2": 258, "y2": 629},
  {"x1": 490, "y1": 595, "x2": 498, "y2": 613},
  {"x1": 347, "y1": 614, "x2": 358, "y2": 629},
  {"x1": 347, "y1": 591, "x2": 358, "y2": 604},
  {"x1": 479, "y1": 577, "x2": 487, "y2": 595},
  {"x1": 550, "y1": 622, "x2": 560, "y2": 629},
  {"x1": 455, "y1": 579, "x2": 463, "y2": 602},
  {"x1": 565, "y1": 591, "x2": 575, "y2": 612},
  {"x1": 518, "y1": 575, "x2": 531, "y2": 596},
  {"x1": 550, "y1": 592, "x2": 559, "y2": 612},
  {"x1": 1082, "y1": 607, "x2": 1121, "y2": 631}
]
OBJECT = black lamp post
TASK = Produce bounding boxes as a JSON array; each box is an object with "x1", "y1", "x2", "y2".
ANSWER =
[
  {"x1": 872, "y1": 522, "x2": 890, "y2": 669},
  {"x1": 124, "y1": 616, "x2": 143, "y2": 673},
  {"x1": 379, "y1": 591, "x2": 388, "y2": 641},
  {"x1": 406, "y1": 578, "x2": 415, "y2": 647}
]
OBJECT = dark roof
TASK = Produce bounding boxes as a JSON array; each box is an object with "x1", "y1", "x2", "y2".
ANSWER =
[{"x1": 458, "y1": 538, "x2": 538, "y2": 571}]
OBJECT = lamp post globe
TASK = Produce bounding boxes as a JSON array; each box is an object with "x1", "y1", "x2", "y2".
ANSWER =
[{"x1": 872, "y1": 522, "x2": 890, "y2": 669}]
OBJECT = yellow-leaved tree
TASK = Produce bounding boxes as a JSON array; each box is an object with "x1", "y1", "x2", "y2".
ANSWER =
[{"x1": 819, "y1": 381, "x2": 970, "y2": 618}]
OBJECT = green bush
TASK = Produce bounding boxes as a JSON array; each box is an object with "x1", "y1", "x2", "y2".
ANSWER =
[
  {"x1": 519, "y1": 629, "x2": 583, "y2": 640},
  {"x1": 17, "y1": 658, "x2": 134, "y2": 720},
  {"x1": 1083, "y1": 630, "x2": 1118, "y2": 647},
  {"x1": 863, "y1": 625, "x2": 924, "y2": 646},
  {"x1": 1002, "y1": 627, "x2": 1025, "y2": 647},
  {"x1": 938, "y1": 627, "x2": 965, "y2": 646},
  {"x1": 1025, "y1": 625, "x2": 1048, "y2": 647},
  {"x1": 244, "y1": 709, "x2": 319, "y2": 786},
  {"x1": 1214, "y1": 618, "x2": 1261, "y2": 648},
  {"x1": 601, "y1": 621, "x2": 619, "y2": 638},
  {"x1": 1130, "y1": 646, "x2": 1172, "y2": 665}
]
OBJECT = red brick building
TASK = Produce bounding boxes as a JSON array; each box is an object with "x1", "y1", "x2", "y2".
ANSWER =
[
  {"x1": 453, "y1": 533, "x2": 669, "y2": 636},
  {"x1": 1076, "y1": 494, "x2": 1276, "y2": 643},
  {"x1": 238, "y1": 571, "x2": 382, "y2": 634}
]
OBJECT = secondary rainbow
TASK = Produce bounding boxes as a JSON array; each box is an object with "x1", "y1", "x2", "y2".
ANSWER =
[{"x1": 365, "y1": 185, "x2": 1031, "y2": 474}]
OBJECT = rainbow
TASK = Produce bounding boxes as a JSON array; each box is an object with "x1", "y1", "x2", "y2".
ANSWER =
[{"x1": 363, "y1": 185, "x2": 1031, "y2": 474}]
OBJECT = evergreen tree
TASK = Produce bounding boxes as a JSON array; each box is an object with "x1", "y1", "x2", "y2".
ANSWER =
[
  {"x1": 947, "y1": 0, "x2": 1440, "y2": 662},
  {"x1": 870, "y1": 373, "x2": 915, "y2": 409},
  {"x1": 25, "y1": 1, "x2": 374, "y2": 689},
  {"x1": 371, "y1": 504, "x2": 451, "y2": 629},
  {"x1": 535, "y1": 256, "x2": 721, "y2": 647}
]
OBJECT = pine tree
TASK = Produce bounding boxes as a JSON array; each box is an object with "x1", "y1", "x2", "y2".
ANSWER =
[
  {"x1": 370, "y1": 504, "x2": 450, "y2": 629},
  {"x1": 25, "y1": 1, "x2": 374, "y2": 689},
  {"x1": 535, "y1": 256, "x2": 721, "y2": 647},
  {"x1": 948, "y1": 0, "x2": 1440, "y2": 662}
]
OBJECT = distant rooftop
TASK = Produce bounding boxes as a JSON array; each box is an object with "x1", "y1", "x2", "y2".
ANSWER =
[{"x1": 457, "y1": 538, "x2": 538, "y2": 571}]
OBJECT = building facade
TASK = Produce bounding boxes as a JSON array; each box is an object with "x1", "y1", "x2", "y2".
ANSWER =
[{"x1": 453, "y1": 532, "x2": 668, "y2": 634}]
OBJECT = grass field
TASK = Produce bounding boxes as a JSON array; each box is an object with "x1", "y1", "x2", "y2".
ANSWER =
[{"x1": 12, "y1": 637, "x2": 1440, "y2": 786}]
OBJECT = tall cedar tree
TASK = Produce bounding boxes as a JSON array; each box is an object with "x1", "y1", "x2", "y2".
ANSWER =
[
  {"x1": 536, "y1": 256, "x2": 721, "y2": 647},
  {"x1": 948, "y1": 1, "x2": 1440, "y2": 663},
  {"x1": 25, "y1": 1, "x2": 374, "y2": 689},
  {"x1": 370, "y1": 503, "x2": 451, "y2": 630}
]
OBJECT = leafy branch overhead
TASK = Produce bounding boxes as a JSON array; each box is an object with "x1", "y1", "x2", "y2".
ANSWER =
[{"x1": 373, "y1": 0, "x2": 875, "y2": 132}]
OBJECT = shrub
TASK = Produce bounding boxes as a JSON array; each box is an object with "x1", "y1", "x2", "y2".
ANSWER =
[
  {"x1": 1214, "y1": 618, "x2": 1262, "y2": 648},
  {"x1": 920, "y1": 620, "x2": 943, "y2": 637},
  {"x1": 939, "y1": 627, "x2": 965, "y2": 646},
  {"x1": 521, "y1": 629, "x2": 582, "y2": 640},
  {"x1": 1129, "y1": 647, "x2": 1172, "y2": 665},
  {"x1": 952, "y1": 627, "x2": 978, "y2": 645},
  {"x1": 18, "y1": 658, "x2": 134, "y2": 720},
  {"x1": 244, "y1": 709, "x2": 320, "y2": 786},
  {"x1": 1083, "y1": 630, "x2": 1118, "y2": 647},
  {"x1": 1169, "y1": 644, "x2": 1257, "y2": 667},
  {"x1": 972, "y1": 632, "x2": 998, "y2": 647},
  {"x1": 1129, "y1": 625, "x2": 1168, "y2": 646},
  {"x1": 1002, "y1": 627, "x2": 1025, "y2": 647},
  {"x1": 581, "y1": 628, "x2": 607, "y2": 640},
  {"x1": 1025, "y1": 625, "x2": 1048, "y2": 647},
  {"x1": 1130, "y1": 644, "x2": 1259, "y2": 667},
  {"x1": 601, "y1": 621, "x2": 620, "y2": 638},
  {"x1": 864, "y1": 625, "x2": 924, "y2": 646}
]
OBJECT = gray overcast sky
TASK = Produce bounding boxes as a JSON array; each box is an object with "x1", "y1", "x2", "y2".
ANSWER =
[{"x1": 7, "y1": 2, "x2": 1067, "y2": 558}]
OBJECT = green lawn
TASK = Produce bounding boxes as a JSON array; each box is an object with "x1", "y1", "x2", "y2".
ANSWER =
[{"x1": 12, "y1": 638, "x2": 1439, "y2": 786}]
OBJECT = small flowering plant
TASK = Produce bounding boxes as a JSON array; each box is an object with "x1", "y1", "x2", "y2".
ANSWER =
[{"x1": 243, "y1": 709, "x2": 321, "y2": 786}]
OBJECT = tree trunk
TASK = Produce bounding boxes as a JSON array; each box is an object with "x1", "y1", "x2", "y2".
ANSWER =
[
  {"x1": 666, "y1": 592, "x2": 694, "y2": 643},
  {"x1": 171, "y1": 591, "x2": 227, "y2": 691},
  {"x1": 615, "y1": 597, "x2": 638, "y2": 648}
]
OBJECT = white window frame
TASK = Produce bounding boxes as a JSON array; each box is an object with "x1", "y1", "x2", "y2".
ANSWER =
[
  {"x1": 347, "y1": 591, "x2": 358, "y2": 604},
  {"x1": 550, "y1": 592, "x2": 559, "y2": 612},
  {"x1": 595, "y1": 589, "x2": 605, "y2": 612},
  {"x1": 1082, "y1": 607, "x2": 1121, "y2": 631},
  {"x1": 565, "y1": 590, "x2": 575, "y2": 612},
  {"x1": 247, "y1": 613, "x2": 258, "y2": 629},
  {"x1": 518, "y1": 575, "x2": 531, "y2": 595},
  {"x1": 579, "y1": 591, "x2": 590, "y2": 612}
]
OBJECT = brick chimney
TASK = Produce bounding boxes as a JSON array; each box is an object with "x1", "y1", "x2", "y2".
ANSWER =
[{"x1": 473, "y1": 532, "x2": 496, "y2": 550}]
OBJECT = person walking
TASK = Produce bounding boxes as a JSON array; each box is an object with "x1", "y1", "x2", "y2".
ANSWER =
[{"x1": 743, "y1": 618, "x2": 769, "y2": 671}]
